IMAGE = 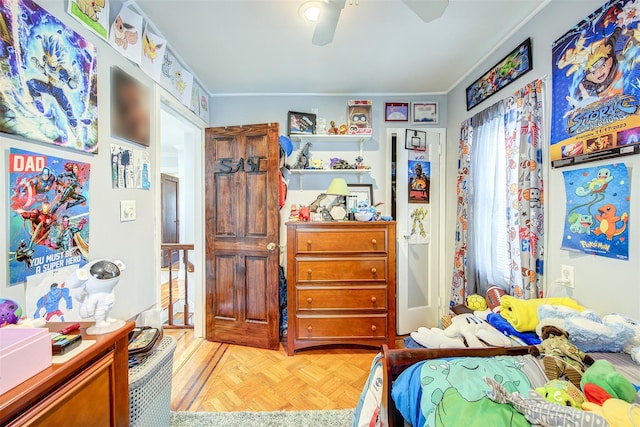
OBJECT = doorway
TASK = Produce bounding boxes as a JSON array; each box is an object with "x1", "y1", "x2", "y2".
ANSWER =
[
  {"x1": 388, "y1": 128, "x2": 446, "y2": 334},
  {"x1": 161, "y1": 173, "x2": 179, "y2": 267}
]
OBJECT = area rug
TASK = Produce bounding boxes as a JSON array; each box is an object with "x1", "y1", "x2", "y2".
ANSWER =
[{"x1": 170, "y1": 409, "x2": 354, "y2": 426}]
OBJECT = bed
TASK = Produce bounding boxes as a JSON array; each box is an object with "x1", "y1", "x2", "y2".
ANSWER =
[{"x1": 377, "y1": 344, "x2": 640, "y2": 427}]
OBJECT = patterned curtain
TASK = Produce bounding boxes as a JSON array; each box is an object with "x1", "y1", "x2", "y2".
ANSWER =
[
  {"x1": 504, "y1": 80, "x2": 544, "y2": 299},
  {"x1": 450, "y1": 79, "x2": 544, "y2": 307}
]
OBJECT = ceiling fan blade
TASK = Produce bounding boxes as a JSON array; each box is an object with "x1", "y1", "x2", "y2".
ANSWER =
[
  {"x1": 402, "y1": 0, "x2": 449, "y2": 23},
  {"x1": 312, "y1": 0, "x2": 346, "y2": 46}
]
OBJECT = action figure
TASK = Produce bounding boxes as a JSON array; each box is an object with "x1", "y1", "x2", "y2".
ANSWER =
[
  {"x1": 52, "y1": 162, "x2": 87, "y2": 212},
  {"x1": 34, "y1": 282, "x2": 73, "y2": 321}
]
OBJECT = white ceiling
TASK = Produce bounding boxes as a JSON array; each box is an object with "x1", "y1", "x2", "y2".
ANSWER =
[{"x1": 135, "y1": 0, "x2": 546, "y2": 95}]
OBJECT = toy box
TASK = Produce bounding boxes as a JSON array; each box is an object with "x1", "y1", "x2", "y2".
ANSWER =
[{"x1": 0, "y1": 328, "x2": 52, "y2": 394}]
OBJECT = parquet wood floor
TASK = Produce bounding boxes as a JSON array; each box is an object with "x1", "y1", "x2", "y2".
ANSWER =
[{"x1": 165, "y1": 330, "x2": 402, "y2": 412}]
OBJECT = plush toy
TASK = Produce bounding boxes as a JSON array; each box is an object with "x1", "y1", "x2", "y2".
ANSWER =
[
  {"x1": 602, "y1": 313, "x2": 640, "y2": 364},
  {"x1": 529, "y1": 325, "x2": 594, "y2": 388},
  {"x1": 535, "y1": 379, "x2": 585, "y2": 409},
  {"x1": 0, "y1": 298, "x2": 22, "y2": 327},
  {"x1": 580, "y1": 359, "x2": 637, "y2": 404},
  {"x1": 298, "y1": 205, "x2": 310, "y2": 222},
  {"x1": 443, "y1": 313, "x2": 513, "y2": 347},
  {"x1": 466, "y1": 294, "x2": 487, "y2": 311},
  {"x1": 410, "y1": 326, "x2": 465, "y2": 349},
  {"x1": 583, "y1": 399, "x2": 640, "y2": 426}
]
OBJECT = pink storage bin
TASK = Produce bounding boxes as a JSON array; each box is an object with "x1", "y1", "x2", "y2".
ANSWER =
[{"x1": 0, "y1": 328, "x2": 52, "y2": 394}]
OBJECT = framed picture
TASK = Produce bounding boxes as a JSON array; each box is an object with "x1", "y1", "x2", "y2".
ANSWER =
[
  {"x1": 412, "y1": 102, "x2": 439, "y2": 125},
  {"x1": 466, "y1": 37, "x2": 532, "y2": 111},
  {"x1": 385, "y1": 102, "x2": 409, "y2": 122},
  {"x1": 111, "y1": 66, "x2": 151, "y2": 147},
  {"x1": 348, "y1": 184, "x2": 374, "y2": 206},
  {"x1": 347, "y1": 100, "x2": 373, "y2": 135},
  {"x1": 287, "y1": 111, "x2": 316, "y2": 135}
]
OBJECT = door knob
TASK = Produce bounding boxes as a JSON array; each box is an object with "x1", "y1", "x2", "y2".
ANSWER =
[{"x1": 266, "y1": 242, "x2": 276, "y2": 251}]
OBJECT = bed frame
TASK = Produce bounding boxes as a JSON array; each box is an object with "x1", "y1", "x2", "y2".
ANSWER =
[{"x1": 379, "y1": 344, "x2": 532, "y2": 427}]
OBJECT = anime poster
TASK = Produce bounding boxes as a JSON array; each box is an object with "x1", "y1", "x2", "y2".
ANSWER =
[
  {"x1": 8, "y1": 149, "x2": 90, "y2": 285},
  {"x1": 110, "y1": 144, "x2": 151, "y2": 189},
  {"x1": 110, "y1": 66, "x2": 151, "y2": 146},
  {"x1": 407, "y1": 205, "x2": 430, "y2": 245},
  {"x1": 140, "y1": 27, "x2": 167, "y2": 82},
  {"x1": 109, "y1": 4, "x2": 143, "y2": 65},
  {"x1": 408, "y1": 156, "x2": 430, "y2": 203},
  {"x1": 67, "y1": 0, "x2": 110, "y2": 40},
  {"x1": 551, "y1": 0, "x2": 640, "y2": 168},
  {"x1": 190, "y1": 84, "x2": 201, "y2": 117},
  {"x1": 160, "y1": 50, "x2": 194, "y2": 107},
  {"x1": 0, "y1": 0, "x2": 99, "y2": 153},
  {"x1": 26, "y1": 266, "x2": 82, "y2": 322},
  {"x1": 199, "y1": 89, "x2": 210, "y2": 123},
  {"x1": 347, "y1": 100, "x2": 372, "y2": 135},
  {"x1": 561, "y1": 163, "x2": 630, "y2": 260}
]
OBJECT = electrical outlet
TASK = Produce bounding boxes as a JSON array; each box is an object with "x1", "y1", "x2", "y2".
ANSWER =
[{"x1": 560, "y1": 265, "x2": 574, "y2": 288}]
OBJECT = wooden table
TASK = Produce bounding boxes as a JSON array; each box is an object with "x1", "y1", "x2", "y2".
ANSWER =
[{"x1": 1, "y1": 321, "x2": 134, "y2": 426}]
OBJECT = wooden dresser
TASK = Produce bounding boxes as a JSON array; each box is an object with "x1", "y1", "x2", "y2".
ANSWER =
[
  {"x1": 1, "y1": 321, "x2": 134, "y2": 426},
  {"x1": 286, "y1": 221, "x2": 396, "y2": 355}
]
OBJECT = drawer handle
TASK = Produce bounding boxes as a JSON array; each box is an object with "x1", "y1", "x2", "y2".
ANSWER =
[
  {"x1": 371, "y1": 296, "x2": 377, "y2": 304},
  {"x1": 307, "y1": 269, "x2": 312, "y2": 275},
  {"x1": 306, "y1": 297, "x2": 313, "y2": 304},
  {"x1": 307, "y1": 325, "x2": 313, "y2": 332},
  {"x1": 371, "y1": 268, "x2": 377, "y2": 274},
  {"x1": 371, "y1": 239, "x2": 377, "y2": 245},
  {"x1": 307, "y1": 240, "x2": 312, "y2": 245},
  {"x1": 371, "y1": 325, "x2": 377, "y2": 332}
]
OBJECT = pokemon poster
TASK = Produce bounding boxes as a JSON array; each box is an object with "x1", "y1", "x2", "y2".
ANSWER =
[
  {"x1": 140, "y1": 27, "x2": 167, "y2": 83},
  {"x1": 160, "y1": 50, "x2": 194, "y2": 107},
  {"x1": 551, "y1": 0, "x2": 640, "y2": 168},
  {"x1": 8, "y1": 149, "x2": 90, "y2": 286},
  {"x1": 0, "y1": 0, "x2": 99, "y2": 153},
  {"x1": 67, "y1": 0, "x2": 110, "y2": 40},
  {"x1": 109, "y1": 4, "x2": 143, "y2": 65},
  {"x1": 561, "y1": 163, "x2": 629, "y2": 260}
]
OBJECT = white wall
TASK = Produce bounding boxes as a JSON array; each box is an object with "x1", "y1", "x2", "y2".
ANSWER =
[
  {"x1": 0, "y1": 1, "x2": 159, "y2": 321},
  {"x1": 445, "y1": 0, "x2": 640, "y2": 319}
]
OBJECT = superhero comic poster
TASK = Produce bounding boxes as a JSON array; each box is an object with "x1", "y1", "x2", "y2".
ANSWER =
[
  {"x1": 561, "y1": 163, "x2": 629, "y2": 260},
  {"x1": 551, "y1": 0, "x2": 640, "y2": 168},
  {"x1": 0, "y1": 0, "x2": 99, "y2": 153},
  {"x1": 8, "y1": 148, "x2": 90, "y2": 286}
]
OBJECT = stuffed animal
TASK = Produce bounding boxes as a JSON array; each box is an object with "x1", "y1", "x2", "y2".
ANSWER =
[
  {"x1": 535, "y1": 379, "x2": 585, "y2": 409},
  {"x1": 529, "y1": 325, "x2": 594, "y2": 387},
  {"x1": 602, "y1": 313, "x2": 640, "y2": 365},
  {"x1": 580, "y1": 360, "x2": 637, "y2": 404},
  {"x1": 583, "y1": 399, "x2": 640, "y2": 426},
  {"x1": 0, "y1": 299, "x2": 22, "y2": 327},
  {"x1": 443, "y1": 313, "x2": 513, "y2": 347}
]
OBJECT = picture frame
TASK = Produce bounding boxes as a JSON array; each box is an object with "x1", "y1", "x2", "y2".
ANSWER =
[
  {"x1": 348, "y1": 184, "x2": 374, "y2": 206},
  {"x1": 385, "y1": 102, "x2": 409, "y2": 122},
  {"x1": 287, "y1": 111, "x2": 316, "y2": 135},
  {"x1": 412, "y1": 102, "x2": 439, "y2": 125},
  {"x1": 466, "y1": 37, "x2": 533, "y2": 111},
  {"x1": 111, "y1": 66, "x2": 151, "y2": 147}
]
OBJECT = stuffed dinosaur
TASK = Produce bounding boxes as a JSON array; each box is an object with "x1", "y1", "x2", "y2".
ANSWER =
[{"x1": 580, "y1": 359, "x2": 637, "y2": 404}]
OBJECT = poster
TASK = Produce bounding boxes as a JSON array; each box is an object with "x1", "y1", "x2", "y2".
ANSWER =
[
  {"x1": 67, "y1": 0, "x2": 110, "y2": 40},
  {"x1": 26, "y1": 266, "x2": 82, "y2": 322},
  {"x1": 8, "y1": 149, "x2": 90, "y2": 285},
  {"x1": 110, "y1": 144, "x2": 151, "y2": 189},
  {"x1": 160, "y1": 50, "x2": 194, "y2": 107},
  {"x1": 110, "y1": 66, "x2": 151, "y2": 146},
  {"x1": 407, "y1": 205, "x2": 430, "y2": 245},
  {"x1": 347, "y1": 100, "x2": 372, "y2": 135},
  {"x1": 408, "y1": 155, "x2": 430, "y2": 203},
  {"x1": 109, "y1": 4, "x2": 143, "y2": 65},
  {"x1": 561, "y1": 163, "x2": 630, "y2": 259},
  {"x1": 140, "y1": 27, "x2": 167, "y2": 82},
  {"x1": 0, "y1": 0, "x2": 99, "y2": 153},
  {"x1": 199, "y1": 87, "x2": 210, "y2": 123},
  {"x1": 190, "y1": 84, "x2": 201, "y2": 117},
  {"x1": 551, "y1": 0, "x2": 640, "y2": 168}
]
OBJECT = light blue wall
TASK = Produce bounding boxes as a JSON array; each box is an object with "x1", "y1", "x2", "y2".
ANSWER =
[{"x1": 445, "y1": 0, "x2": 640, "y2": 318}]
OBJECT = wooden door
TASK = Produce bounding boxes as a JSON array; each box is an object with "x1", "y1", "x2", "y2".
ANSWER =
[
  {"x1": 161, "y1": 174, "x2": 179, "y2": 266},
  {"x1": 205, "y1": 123, "x2": 280, "y2": 350}
]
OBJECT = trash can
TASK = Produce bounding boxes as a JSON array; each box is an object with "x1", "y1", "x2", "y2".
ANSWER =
[{"x1": 128, "y1": 336, "x2": 177, "y2": 426}]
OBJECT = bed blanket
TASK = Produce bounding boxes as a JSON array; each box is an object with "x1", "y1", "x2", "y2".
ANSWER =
[
  {"x1": 392, "y1": 355, "x2": 546, "y2": 426},
  {"x1": 501, "y1": 296, "x2": 584, "y2": 332},
  {"x1": 486, "y1": 313, "x2": 541, "y2": 345}
]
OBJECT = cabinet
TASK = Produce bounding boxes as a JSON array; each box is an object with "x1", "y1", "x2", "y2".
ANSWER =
[
  {"x1": 0, "y1": 321, "x2": 134, "y2": 426},
  {"x1": 286, "y1": 221, "x2": 396, "y2": 355}
]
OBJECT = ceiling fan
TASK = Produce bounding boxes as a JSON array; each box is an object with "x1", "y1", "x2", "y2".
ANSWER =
[{"x1": 312, "y1": 0, "x2": 449, "y2": 46}]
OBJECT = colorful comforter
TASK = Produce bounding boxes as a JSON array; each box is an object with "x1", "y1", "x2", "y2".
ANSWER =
[{"x1": 391, "y1": 355, "x2": 548, "y2": 427}]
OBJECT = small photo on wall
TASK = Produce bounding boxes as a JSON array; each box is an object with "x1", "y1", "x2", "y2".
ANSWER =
[
  {"x1": 111, "y1": 67, "x2": 151, "y2": 147},
  {"x1": 412, "y1": 102, "x2": 438, "y2": 125},
  {"x1": 385, "y1": 102, "x2": 409, "y2": 122}
]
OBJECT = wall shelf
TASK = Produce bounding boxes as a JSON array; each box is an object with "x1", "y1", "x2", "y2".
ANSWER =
[
  {"x1": 289, "y1": 134, "x2": 371, "y2": 143},
  {"x1": 287, "y1": 168, "x2": 372, "y2": 189}
]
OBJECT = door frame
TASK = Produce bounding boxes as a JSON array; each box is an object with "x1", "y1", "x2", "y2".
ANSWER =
[
  {"x1": 386, "y1": 128, "x2": 448, "y2": 323},
  {"x1": 155, "y1": 87, "x2": 208, "y2": 337}
]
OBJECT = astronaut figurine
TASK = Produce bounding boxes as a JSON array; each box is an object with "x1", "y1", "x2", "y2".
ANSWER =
[{"x1": 66, "y1": 259, "x2": 126, "y2": 335}]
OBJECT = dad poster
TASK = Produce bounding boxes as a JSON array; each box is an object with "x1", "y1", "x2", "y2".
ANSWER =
[
  {"x1": 8, "y1": 149, "x2": 90, "y2": 285},
  {"x1": 551, "y1": 0, "x2": 640, "y2": 168},
  {"x1": 561, "y1": 163, "x2": 629, "y2": 260}
]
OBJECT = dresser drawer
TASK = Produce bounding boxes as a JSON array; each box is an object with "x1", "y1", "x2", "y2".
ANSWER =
[
  {"x1": 296, "y1": 315, "x2": 387, "y2": 340},
  {"x1": 296, "y1": 229, "x2": 387, "y2": 253},
  {"x1": 296, "y1": 259, "x2": 386, "y2": 282},
  {"x1": 297, "y1": 288, "x2": 387, "y2": 310}
]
